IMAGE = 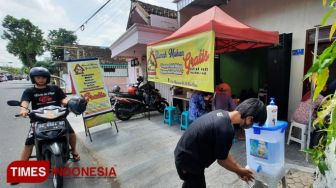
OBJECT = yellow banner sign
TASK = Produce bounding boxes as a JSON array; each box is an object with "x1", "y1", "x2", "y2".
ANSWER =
[
  {"x1": 68, "y1": 59, "x2": 112, "y2": 118},
  {"x1": 84, "y1": 113, "x2": 116, "y2": 128},
  {"x1": 147, "y1": 31, "x2": 215, "y2": 92}
]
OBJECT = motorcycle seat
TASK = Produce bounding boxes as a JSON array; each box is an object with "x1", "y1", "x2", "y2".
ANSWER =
[{"x1": 113, "y1": 92, "x2": 143, "y2": 100}]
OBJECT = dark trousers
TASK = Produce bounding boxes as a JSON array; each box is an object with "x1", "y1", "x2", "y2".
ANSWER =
[{"x1": 176, "y1": 163, "x2": 206, "y2": 188}]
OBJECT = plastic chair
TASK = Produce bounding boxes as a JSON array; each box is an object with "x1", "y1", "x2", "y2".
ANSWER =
[
  {"x1": 180, "y1": 111, "x2": 189, "y2": 130},
  {"x1": 287, "y1": 121, "x2": 307, "y2": 151},
  {"x1": 163, "y1": 106, "x2": 178, "y2": 126}
]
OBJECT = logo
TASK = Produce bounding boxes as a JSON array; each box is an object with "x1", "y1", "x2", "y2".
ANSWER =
[
  {"x1": 74, "y1": 64, "x2": 85, "y2": 75},
  {"x1": 183, "y1": 49, "x2": 209, "y2": 75},
  {"x1": 7, "y1": 161, "x2": 49, "y2": 183},
  {"x1": 83, "y1": 91, "x2": 106, "y2": 101},
  {"x1": 147, "y1": 49, "x2": 157, "y2": 76},
  {"x1": 38, "y1": 96, "x2": 53, "y2": 103},
  {"x1": 7, "y1": 160, "x2": 117, "y2": 184}
]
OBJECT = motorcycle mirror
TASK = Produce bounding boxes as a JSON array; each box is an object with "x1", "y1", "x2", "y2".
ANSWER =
[{"x1": 7, "y1": 100, "x2": 21, "y2": 106}]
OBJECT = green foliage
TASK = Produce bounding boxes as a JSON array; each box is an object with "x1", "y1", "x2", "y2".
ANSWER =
[
  {"x1": 322, "y1": 9, "x2": 334, "y2": 26},
  {"x1": 47, "y1": 28, "x2": 77, "y2": 61},
  {"x1": 0, "y1": 66, "x2": 21, "y2": 75},
  {"x1": 1, "y1": 15, "x2": 45, "y2": 68},
  {"x1": 34, "y1": 61, "x2": 57, "y2": 74},
  {"x1": 21, "y1": 66, "x2": 29, "y2": 74},
  {"x1": 314, "y1": 95, "x2": 336, "y2": 126},
  {"x1": 303, "y1": 41, "x2": 336, "y2": 82},
  {"x1": 305, "y1": 0, "x2": 336, "y2": 175},
  {"x1": 305, "y1": 142, "x2": 328, "y2": 175}
]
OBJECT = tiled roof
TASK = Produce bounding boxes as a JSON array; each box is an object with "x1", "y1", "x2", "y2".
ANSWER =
[
  {"x1": 135, "y1": 0, "x2": 177, "y2": 19},
  {"x1": 127, "y1": 1, "x2": 177, "y2": 32}
]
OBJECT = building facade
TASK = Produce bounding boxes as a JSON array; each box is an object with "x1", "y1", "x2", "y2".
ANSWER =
[
  {"x1": 173, "y1": 0, "x2": 332, "y2": 119},
  {"x1": 110, "y1": 0, "x2": 178, "y2": 103}
]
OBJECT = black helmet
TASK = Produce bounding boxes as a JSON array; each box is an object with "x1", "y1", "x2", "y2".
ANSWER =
[
  {"x1": 30, "y1": 67, "x2": 51, "y2": 84},
  {"x1": 68, "y1": 96, "x2": 87, "y2": 115},
  {"x1": 111, "y1": 85, "x2": 120, "y2": 93},
  {"x1": 137, "y1": 76, "x2": 144, "y2": 82}
]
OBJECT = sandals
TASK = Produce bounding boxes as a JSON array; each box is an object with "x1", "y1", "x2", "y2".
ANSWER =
[{"x1": 71, "y1": 152, "x2": 81, "y2": 162}]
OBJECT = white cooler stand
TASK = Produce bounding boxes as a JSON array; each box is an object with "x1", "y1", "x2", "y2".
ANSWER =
[{"x1": 245, "y1": 121, "x2": 288, "y2": 188}]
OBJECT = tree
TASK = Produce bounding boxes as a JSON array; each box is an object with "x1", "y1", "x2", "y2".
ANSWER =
[
  {"x1": 21, "y1": 66, "x2": 29, "y2": 74},
  {"x1": 1, "y1": 15, "x2": 45, "y2": 68},
  {"x1": 47, "y1": 28, "x2": 77, "y2": 61},
  {"x1": 0, "y1": 66, "x2": 21, "y2": 75},
  {"x1": 34, "y1": 60, "x2": 57, "y2": 74}
]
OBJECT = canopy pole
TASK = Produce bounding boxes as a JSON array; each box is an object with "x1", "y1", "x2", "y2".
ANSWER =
[{"x1": 306, "y1": 25, "x2": 320, "y2": 162}]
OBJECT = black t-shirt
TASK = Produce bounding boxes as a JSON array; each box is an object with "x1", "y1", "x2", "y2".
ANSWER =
[
  {"x1": 174, "y1": 110, "x2": 234, "y2": 173},
  {"x1": 21, "y1": 85, "x2": 66, "y2": 110}
]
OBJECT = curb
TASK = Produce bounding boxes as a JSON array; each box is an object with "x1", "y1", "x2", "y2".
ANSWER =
[{"x1": 285, "y1": 163, "x2": 315, "y2": 174}]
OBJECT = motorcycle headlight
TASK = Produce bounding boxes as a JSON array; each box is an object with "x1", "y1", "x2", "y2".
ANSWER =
[{"x1": 46, "y1": 110, "x2": 57, "y2": 119}]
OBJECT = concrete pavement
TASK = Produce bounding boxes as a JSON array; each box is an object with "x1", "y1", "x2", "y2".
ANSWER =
[
  {"x1": 67, "y1": 109, "x2": 316, "y2": 188},
  {"x1": 0, "y1": 79, "x2": 313, "y2": 188}
]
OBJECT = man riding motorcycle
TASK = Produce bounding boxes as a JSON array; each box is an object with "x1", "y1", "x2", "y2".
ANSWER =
[{"x1": 18, "y1": 67, "x2": 87, "y2": 167}]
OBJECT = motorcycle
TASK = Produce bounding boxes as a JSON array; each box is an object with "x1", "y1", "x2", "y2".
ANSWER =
[
  {"x1": 7, "y1": 101, "x2": 71, "y2": 188},
  {"x1": 110, "y1": 79, "x2": 169, "y2": 121}
]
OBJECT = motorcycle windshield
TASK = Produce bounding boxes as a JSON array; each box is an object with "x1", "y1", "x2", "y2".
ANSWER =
[{"x1": 32, "y1": 106, "x2": 68, "y2": 120}]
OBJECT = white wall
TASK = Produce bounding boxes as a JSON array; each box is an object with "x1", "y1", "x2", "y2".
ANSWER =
[
  {"x1": 150, "y1": 14, "x2": 178, "y2": 30},
  {"x1": 111, "y1": 30, "x2": 139, "y2": 58},
  {"x1": 155, "y1": 82, "x2": 173, "y2": 105},
  {"x1": 218, "y1": 0, "x2": 332, "y2": 120},
  {"x1": 128, "y1": 61, "x2": 137, "y2": 84},
  {"x1": 138, "y1": 29, "x2": 174, "y2": 44}
]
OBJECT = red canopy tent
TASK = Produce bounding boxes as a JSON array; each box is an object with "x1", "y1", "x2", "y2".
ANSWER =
[{"x1": 150, "y1": 6, "x2": 279, "y2": 53}]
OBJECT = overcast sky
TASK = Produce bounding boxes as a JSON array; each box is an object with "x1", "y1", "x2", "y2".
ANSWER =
[{"x1": 0, "y1": 0, "x2": 176, "y2": 68}]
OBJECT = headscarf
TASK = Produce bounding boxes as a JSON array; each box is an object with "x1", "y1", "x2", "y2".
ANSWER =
[{"x1": 216, "y1": 83, "x2": 232, "y2": 96}]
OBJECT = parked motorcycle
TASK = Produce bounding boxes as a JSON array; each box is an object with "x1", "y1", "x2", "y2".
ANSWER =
[
  {"x1": 110, "y1": 77, "x2": 169, "y2": 121},
  {"x1": 109, "y1": 77, "x2": 144, "y2": 106},
  {"x1": 7, "y1": 101, "x2": 71, "y2": 188}
]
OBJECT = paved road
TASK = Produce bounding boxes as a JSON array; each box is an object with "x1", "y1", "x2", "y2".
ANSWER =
[{"x1": 0, "y1": 80, "x2": 120, "y2": 188}]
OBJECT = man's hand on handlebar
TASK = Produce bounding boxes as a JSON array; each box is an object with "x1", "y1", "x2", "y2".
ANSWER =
[{"x1": 19, "y1": 108, "x2": 29, "y2": 118}]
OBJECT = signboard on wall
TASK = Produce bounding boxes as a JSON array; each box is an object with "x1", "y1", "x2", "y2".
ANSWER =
[
  {"x1": 292, "y1": 49, "x2": 304, "y2": 56},
  {"x1": 147, "y1": 31, "x2": 215, "y2": 92},
  {"x1": 130, "y1": 58, "x2": 140, "y2": 67}
]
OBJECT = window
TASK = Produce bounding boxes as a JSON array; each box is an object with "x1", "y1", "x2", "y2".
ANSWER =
[
  {"x1": 104, "y1": 67, "x2": 115, "y2": 72},
  {"x1": 101, "y1": 63, "x2": 128, "y2": 77}
]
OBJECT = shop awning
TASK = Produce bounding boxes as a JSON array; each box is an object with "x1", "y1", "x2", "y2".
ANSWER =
[{"x1": 150, "y1": 6, "x2": 279, "y2": 53}]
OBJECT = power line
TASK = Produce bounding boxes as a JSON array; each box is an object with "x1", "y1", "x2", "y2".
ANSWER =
[
  {"x1": 78, "y1": 0, "x2": 118, "y2": 33},
  {"x1": 75, "y1": 0, "x2": 112, "y2": 32},
  {"x1": 83, "y1": 0, "x2": 129, "y2": 35}
]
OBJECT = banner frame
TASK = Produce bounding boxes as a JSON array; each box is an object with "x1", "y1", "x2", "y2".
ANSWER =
[{"x1": 67, "y1": 58, "x2": 118, "y2": 142}]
